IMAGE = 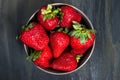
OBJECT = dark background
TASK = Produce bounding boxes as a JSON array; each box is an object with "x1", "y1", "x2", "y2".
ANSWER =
[{"x1": 0, "y1": 0, "x2": 120, "y2": 80}]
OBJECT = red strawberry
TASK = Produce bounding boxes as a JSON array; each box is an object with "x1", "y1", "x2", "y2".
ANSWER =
[
  {"x1": 60, "y1": 5, "x2": 82, "y2": 28},
  {"x1": 70, "y1": 21, "x2": 95, "y2": 55},
  {"x1": 27, "y1": 46, "x2": 52, "y2": 68},
  {"x1": 51, "y1": 52, "x2": 77, "y2": 72},
  {"x1": 50, "y1": 32, "x2": 69, "y2": 58},
  {"x1": 38, "y1": 4, "x2": 60, "y2": 30},
  {"x1": 20, "y1": 22, "x2": 49, "y2": 50}
]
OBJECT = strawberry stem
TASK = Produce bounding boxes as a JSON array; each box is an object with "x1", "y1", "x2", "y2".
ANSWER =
[
  {"x1": 64, "y1": 28, "x2": 69, "y2": 33},
  {"x1": 41, "y1": 4, "x2": 52, "y2": 15}
]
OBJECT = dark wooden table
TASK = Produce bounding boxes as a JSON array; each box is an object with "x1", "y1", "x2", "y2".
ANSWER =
[{"x1": 0, "y1": 0, "x2": 120, "y2": 80}]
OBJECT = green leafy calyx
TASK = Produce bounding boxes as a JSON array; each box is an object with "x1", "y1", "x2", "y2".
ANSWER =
[
  {"x1": 41, "y1": 4, "x2": 61, "y2": 21},
  {"x1": 69, "y1": 21, "x2": 95, "y2": 44},
  {"x1": 57, "y1": 27, "x2": 69, "y2": 34},
  {"x1": 26, "y1": 50, "x2": 42, "y2": 62},
  {"x1": 16, "y1": 23, "x2": 34, "y2": 39},
  {"x1": 22, "y1": 23, "x2": 34, "y2": 31}
]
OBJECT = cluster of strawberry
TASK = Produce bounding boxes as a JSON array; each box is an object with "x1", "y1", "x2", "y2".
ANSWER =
[{"x1": 18, "y1": 4, "x2": 95, "y2": 72}]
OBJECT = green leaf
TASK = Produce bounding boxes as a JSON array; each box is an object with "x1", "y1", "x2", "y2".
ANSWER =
[
  {"x1": 23, "y1": 23, "x2": 34, "y2": 31},
  {"x1": 41, "y1": 9, "x2": 52, "y2": 15},
  {"x1": 26, "y1": 50, "x2": 34, "y2": 62},
  {"x1": 74, "y1": 32, "x2": 80, "y2": 38},
  {"x1": 28, "y1": 23, "x2": 34, "y2": 28},
  {"x1": 52, "y1": 9, "x2": 60, "y2": 15},
  {"x1": 76, "y1": 54, "x2": 83, "y2": 62},
  {"x1": 72, "y1": 21, "x2": 81, "y2": 30},
  {"x1": 70, "y1": 22, "x2": 96, "y2": 44},
  {"x1": 73, "y1": 24, "x2": 80, "y2": 30},
  {"x1": 71, "y1": 31, "x2": 77, "y2": 36},
  {"x1": 57, "y1": 28, "x2": 64, "y2": 32},
  {"x1": 47, "y1": 4, "x2": 52, "y2": 10},
  {"x1": 88, "y1": 33, "x2": 92, "y2": 39},
  {"x1": 42, "y1": 4, "x2": 61, "y2": 21},
  {"x1": 32, "y1": 51, "x2": 41, "y2": 61},
  {"x1": 58, "y1": 11, "x2": 63, "y2": 20},
  {"x1": 68, "y1": 31, "x2": 73, "y2": 36},
  {"x1": 26, "y1": 56, "x2": 33, "y2": 62},
  {"x1": 72, "y1": 21, "x2": 79, "y2": 25},
  {"x1": 79, "y1": 33, "x2": 86, "y2": 43},
  {"x1": 89, "y1": 29, "x2": 96, "y2": 33},
  {"x1": 26, "y1": 50, "x2": 41, "y2": 62},
  {"x1": 64, "y1": 28, "x2": 69, "y2": 33},
  {"x1": 72, "y1": 21, "x2": 85, "y2": 31},
  {"x1": 43, "y1": 14, "x2": 53, "y2": 21},
  {"x1": 41, "y1": 4, "x2": 52, "y2": 15}
]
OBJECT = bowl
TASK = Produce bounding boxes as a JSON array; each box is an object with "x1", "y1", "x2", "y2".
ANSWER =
[{"x1": 24, "y1": 3, "x2": 95, "y2": 75}]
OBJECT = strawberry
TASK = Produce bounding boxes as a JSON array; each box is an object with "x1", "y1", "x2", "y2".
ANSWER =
[
  {"x1": 70, "y1": 21, "x2": 95, "y2": 55},
  {"x1": 27, "y1": 46, "x2": 52, "y2": 68},
  {"x1": 20, "y1": 22, "x2": 49, "y2": 50},
  {"x1": 60, "y1": 5, "x2": 82, "y2": 28},
  {"x1": 38, "y1": 4, "x2": 60, "y2": 30},
  {"x1": 50, "y1": 32, "x2": 69, "y2": 58},
  {"x1": 51, "y1": 52, "x2": 77, "y2": 72}
]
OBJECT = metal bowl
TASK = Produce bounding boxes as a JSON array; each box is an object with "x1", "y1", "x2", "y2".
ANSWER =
[{"x1": 24, "y1": 3, "x2": 96, "y2": 75}]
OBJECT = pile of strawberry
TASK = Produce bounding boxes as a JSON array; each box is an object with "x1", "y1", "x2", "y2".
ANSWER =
[{"x1": 18, "y1": 4, "x2": 95, "y2": 72}]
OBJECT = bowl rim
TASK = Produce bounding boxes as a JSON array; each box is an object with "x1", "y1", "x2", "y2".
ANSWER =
[{"x1": 24, "y1": 3, "x2": 96, "y2": 75}]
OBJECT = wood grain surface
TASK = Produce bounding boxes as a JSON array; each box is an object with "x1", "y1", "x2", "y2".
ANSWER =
[{"x1": 0, "y1": 0, "x2": 120, "y2": 80}]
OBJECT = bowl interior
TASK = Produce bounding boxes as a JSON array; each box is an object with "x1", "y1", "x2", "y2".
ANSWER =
[{"x1": 24, "y1": 3, "x2": 95, "y2": 75}]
